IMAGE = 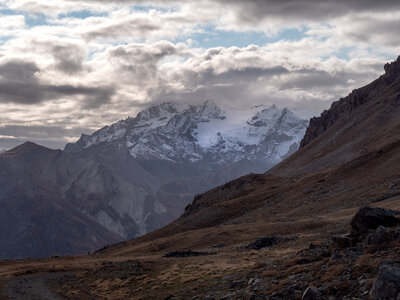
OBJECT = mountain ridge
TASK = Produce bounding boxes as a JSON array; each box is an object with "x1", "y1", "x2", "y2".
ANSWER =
[
  {"x1": 65, "y1": 100, "x2": 307, "y2": 165},
  {"x1": 0, "y1": 101, "x2": 307, "y2": 258},
  {"x1": 300, "y1": 55, "x2": 400, "y2": 148}
]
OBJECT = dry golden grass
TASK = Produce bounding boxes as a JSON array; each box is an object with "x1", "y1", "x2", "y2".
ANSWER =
[
  {"x1": 284, "y1": 264, "x2": 310, "y2": 276},
  {"x1": 321, "y1": 264, "x2": 345, "y2": 282},
  {"x1": 355, "y1": 253, "x2": 372, "y2": 267},
  {"x1": 354, "y1": 253, "x2": 380, "y2": 274}
]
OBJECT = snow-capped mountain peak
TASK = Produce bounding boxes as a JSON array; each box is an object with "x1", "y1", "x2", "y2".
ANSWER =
[
  {"x1": 136, "y1": 101, "x2": 187, "y2": 122},
  {"x1": 247, "y1": 104, "x2": 282, "y2": 127},
  {"x1": 194, "y1": 99, "x2": 226, "y2": 120},
  {"x1": 65, "y1": 100, "x2": 308, "y2": 164}
]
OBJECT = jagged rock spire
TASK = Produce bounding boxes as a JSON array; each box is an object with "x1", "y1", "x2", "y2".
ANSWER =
[{"x1": 384, "y1": 55, "x2": 400, "y2": 75}]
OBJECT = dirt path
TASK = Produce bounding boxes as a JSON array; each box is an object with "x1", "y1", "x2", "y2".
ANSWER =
[{"x1": 1, "y1": 273, "x2": 65, "y2": 300}]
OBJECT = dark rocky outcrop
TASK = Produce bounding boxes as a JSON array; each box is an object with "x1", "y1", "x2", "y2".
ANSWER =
[
  {"x1": 384, "y1": 56, "x2": 400, "y2": 77},
  {"x1": 269, "y1": 207, "x2": 400, "y2": 299},
  {"x1": 163, "y1": 250, "x2": 216, "y2": 258},
  {"x1": 365, "y1": 225, "x2": 389, "y2": 245},
  {"x1": 244, "y1": 236, "x2": 278, "y2": 250},
  {"x1": 300, "y1": 56, "x2": 400, "y2": 148},
  {"x1": 350, "y1": 206, "x2": 400, "y2": 240},
  {"x1": 370, "y1": 265, "x2": 400, "y2": 300}
]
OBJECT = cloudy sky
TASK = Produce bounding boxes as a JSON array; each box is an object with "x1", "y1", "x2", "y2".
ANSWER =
[{"x1": 0, "y1": 0, "x2": 399, "y2": 149}]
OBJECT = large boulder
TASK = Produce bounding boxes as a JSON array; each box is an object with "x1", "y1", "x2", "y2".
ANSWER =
[
  {"x1": 366, "y1": 226, "x2": 389, "y2": 245},
  {"x1": 351, "y1": 207, "x2": 399, "y2": 239},
  {"x1": 370, "y1": 265, "x2": 400, "y2": 300}
]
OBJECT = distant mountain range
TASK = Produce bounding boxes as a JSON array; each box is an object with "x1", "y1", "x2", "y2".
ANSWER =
[
  {"x1": 63, "y1": 101, "x2": 307, "y2": 237},
  {"x1": 0, "y1": 101, "x2": 307, "y2": 258},
  {"x1": 66, "y1": 101, "x2": 306, "y2": 165}
]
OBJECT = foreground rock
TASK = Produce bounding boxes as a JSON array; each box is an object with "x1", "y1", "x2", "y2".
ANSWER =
[
  {"x1": 366, "y1": 225, "x2": 389, "y2": 245},
  {"x1": 331, "y1": 234, "x2": 352, "y2": 248},
  {"x1": 351, "y1": 206, "x2": 399, "y2": 239},
  {"x1": 259, "y1": 206, "x2": 400, "y2": 299},
  {"x1": 370, "y1": 265, "x2": 400, "y2": 300}
]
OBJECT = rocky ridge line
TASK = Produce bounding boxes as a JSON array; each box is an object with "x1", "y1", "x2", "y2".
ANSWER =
[{"x1": 300, "y1": 55, "x2": 400, "y2": 148}]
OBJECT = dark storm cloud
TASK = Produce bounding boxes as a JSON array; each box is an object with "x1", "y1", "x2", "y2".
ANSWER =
[
  {"x1": 151, "y1": 65, "x2": 289, "y2": 104},
  {"x1": 149, "y1": 51, "x2": 386, "y2": 116},
  {"x1": 277, "y1": 60, "x2": 385, "y2": 91},
  {"x1": 278, "y1": 69, "x2": 369, "y2": 91},
  {"x1": 0, "y1": 60, "x2": 115, "y2": 106},
  {"x1": 63, "y1": 0, "x2": 400, "y2": 48},
  {"x1": 52, "y1": 44, "x2": 84, "y2": 74},
  {"x1": 337, "y1": 15, "x2": 400, "y2": 46},
  {"x1": 0, "y1": 61, "x2": 44, "y2": 104},
  {"x1": 217, "y1": 0, "x2": 400, "y2": 24},
  {"x1": 106, "y1": 41, "x2": 190, "y2": 86},
  {"x1": 169, "y1": 66, "x2": 289, "y2": 94},
  {"x1": 69, "y1": 0, "x2": 400, "y2": 22},
  {"x1": 110, "y1": 41, "x2": 180, "y2": 60},
  {"x1": 211, "y1": 66, "x2": 288, "y2": 82},
  {"x1": 28, "y1": 40, "x2": 85, "y2": 75},
  {"x1": 0, "y1": 61, "x2": 39, "y2": 82}
]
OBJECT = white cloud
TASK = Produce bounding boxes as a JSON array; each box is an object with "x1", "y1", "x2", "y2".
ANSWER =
[{"x1": 0, "y1": 0, "x2": 399, "y2": 149}]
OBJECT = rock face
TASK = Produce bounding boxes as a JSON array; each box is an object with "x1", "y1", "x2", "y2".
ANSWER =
[
  {"x1": 370, "y1": 265, "x2": 400, "y2": 300},
  {"x1": 300, "y1": 55, "x2": 400, "y2": 148}
]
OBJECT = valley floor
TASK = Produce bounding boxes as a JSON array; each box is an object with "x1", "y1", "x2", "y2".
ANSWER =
[{"x1": 1, "y1": 196, "x2": 399, "y2": 299}]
